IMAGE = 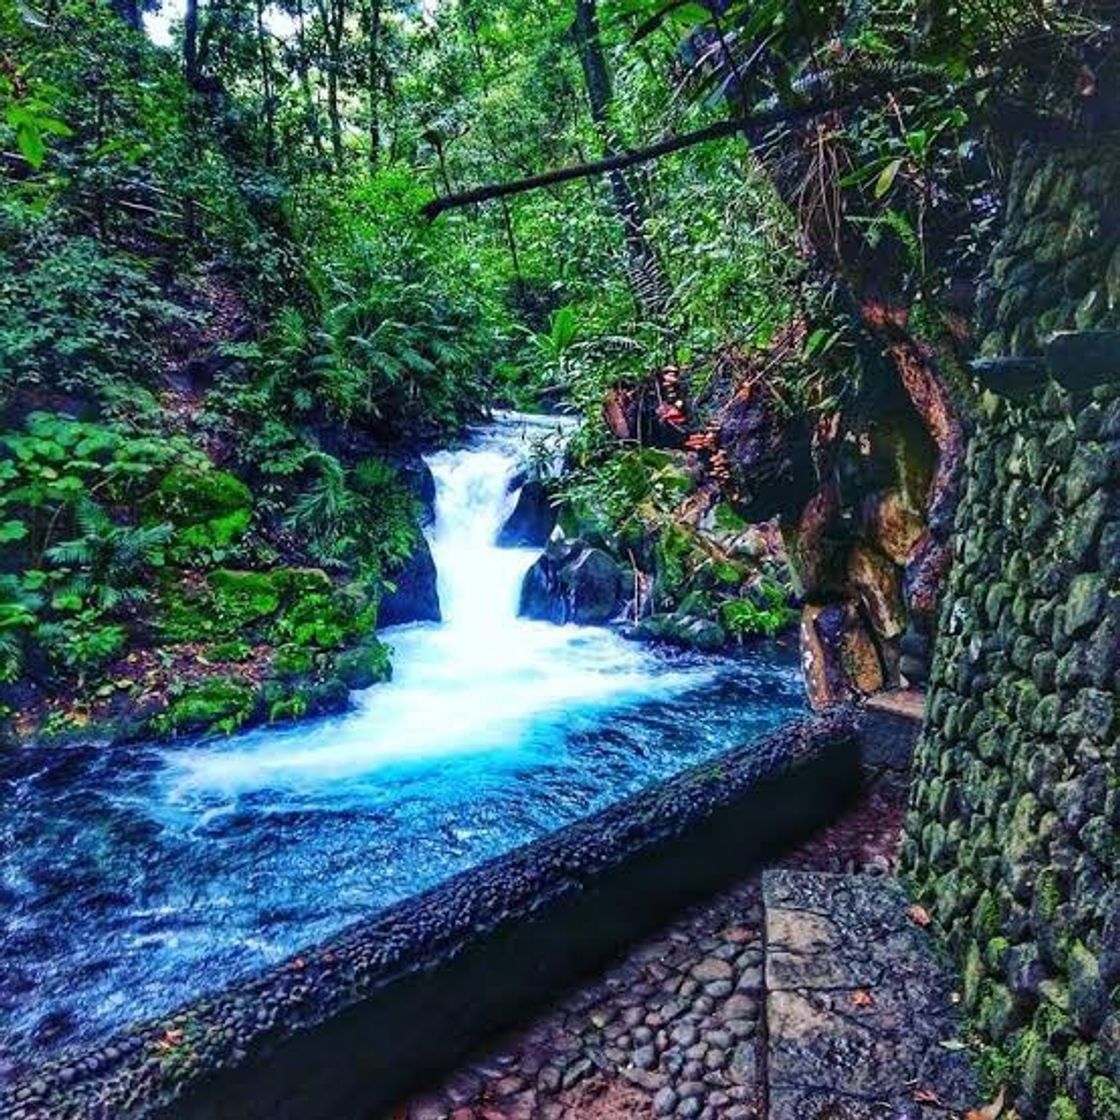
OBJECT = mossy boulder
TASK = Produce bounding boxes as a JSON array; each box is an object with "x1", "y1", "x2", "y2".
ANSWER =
[
  {"x1": 159, "y1": 569, "x2": 281, "y2": 643},
  {"x1": 497, "y1": 479, "x2": 555, "y2": 548},
  {"x1": 334, "y1": 641, "x2": 392, "y2": 690},
  {"x1": 151, "y1": 678, "x2": 259, "y2": 738},
  {"x1": 262, "y1": 677, "x2": 351, "y2": 725},
  {"x1": 270, "y1": 584, "x2": 375, "y2": 649},
  {"x1": 519, "y1": 540, "x2": 625, "y2": 625},
  {"x1": 149, "y1": 466, "x2": 253, "y2": 563},
  {"x1": 630, "y1": 613, "x2": 727, "y2": 652}
]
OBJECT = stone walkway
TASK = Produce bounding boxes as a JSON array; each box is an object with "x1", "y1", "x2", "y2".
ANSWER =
[
  {"x1": 390, "y1": 779, "x2": 914, "y2": 1120},
  {"x1": 765, "y1": 871, "x2": 976, "y2": 1119}
]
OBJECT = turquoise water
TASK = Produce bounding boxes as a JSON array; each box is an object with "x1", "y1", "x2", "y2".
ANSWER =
[{"x1": 0, "y1": 416, "x2": 803, "y2": 1073}]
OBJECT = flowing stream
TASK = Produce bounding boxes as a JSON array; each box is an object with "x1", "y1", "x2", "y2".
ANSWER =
[{"x1": 0, "y1": 414, "x2": 803, "y2": 1074}]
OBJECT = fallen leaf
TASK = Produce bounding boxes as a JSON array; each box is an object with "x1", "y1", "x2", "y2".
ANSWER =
[
  {"x1": 907, "y1": 904, "x2": 932, "y2": 927},
  {"x1": 851, "y1": 990, "x2": 875, "y2": 1008},
  {"x1": 964, "y1": 1087, "x2": 1005, "y2": 1120},
  {"x1": 719, "y1": 927, "x2": 755, "y2": 944},
  {"x1": 913, "y1": 1087, "x2": 941, "y2": 1104}
]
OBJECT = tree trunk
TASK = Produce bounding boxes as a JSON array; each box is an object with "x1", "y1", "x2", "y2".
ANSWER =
[
  {"x1": 184, "y1": 0, "x2": 200, "y2": 89},
  {"x1": 255, "y1": 0, "x2": 275, "y2": 167},
  {"x1": 295, "y1": 0, "x2": 328, "y2": 164},
  {"x1": 316, "y1": 0, "x2": 346, "y2": 171},
  {"x1": 109, "y1": 0, "x2": 141, "y2": 30},
  {"x1": 572, "y1": 0, "x2": 670, "y2": 317},
  {"x1": 365, "y1": 0, "x2": 382, "y2": 167}
]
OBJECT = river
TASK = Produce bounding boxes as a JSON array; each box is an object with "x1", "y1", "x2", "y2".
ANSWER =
[{"x1": 0, "y1": 414, "x2": 803, "y2": 1073}]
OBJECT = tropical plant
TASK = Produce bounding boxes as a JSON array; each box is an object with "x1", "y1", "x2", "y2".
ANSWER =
[{"x1": 44, "y1": 500, "x2": 172, "y2": 612}]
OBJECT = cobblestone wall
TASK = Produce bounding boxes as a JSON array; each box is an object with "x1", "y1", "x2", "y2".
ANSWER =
[
  {"x1": 903, "y1": 378, "x2": 1120, "y2": 1119},
  {"x1": 976, "y1": 142, "x2": 1120, "y2": 359}
]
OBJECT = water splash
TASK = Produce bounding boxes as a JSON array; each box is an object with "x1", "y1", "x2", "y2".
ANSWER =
[{"x1": 0, "y1": 414, "x2": 804, "y2": 1071}]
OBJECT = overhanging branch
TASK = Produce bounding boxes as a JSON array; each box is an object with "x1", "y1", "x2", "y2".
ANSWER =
[{"x1": 422, "y1": 87, "x2": 874, "y2": 220}]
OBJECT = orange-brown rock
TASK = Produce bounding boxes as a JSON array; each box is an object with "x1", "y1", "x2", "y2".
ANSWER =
[
  {"x1": 863, "y1": 490, "x2": 925, "y2": 567},
  {"x1": 801, "y1": 602, "x2": 885, "y2": 710},
  {"x1": 784, "y1": 482, "x2": 847, "y2": 600},
  {"x1": 603, "y1": 386, "x2": 636, "y2": 441},
  {"x1": 847, "y1": 545, "x2": 905, "y2": 642}
]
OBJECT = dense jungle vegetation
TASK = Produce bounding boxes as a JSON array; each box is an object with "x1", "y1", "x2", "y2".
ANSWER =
[{"x1": 0, "y1": 0, "x2": 1112, "y2": 743}]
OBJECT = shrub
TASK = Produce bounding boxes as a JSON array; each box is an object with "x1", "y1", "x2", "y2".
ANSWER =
[
  {"x1": 0, "y1": 230, "x2": 185, "y2": 406},
  {"x1": 720, "y1": 579, "x2": 797, "y2": 639}
]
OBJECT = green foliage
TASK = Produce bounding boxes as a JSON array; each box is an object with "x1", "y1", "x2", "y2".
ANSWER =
[
  {"x1": 284, "y1": 452, "x2": 418, "y2": 576},
  {"x1": 0, "y1": 574, "x2": 42, "y2": 682},
  {"x1": 269, "y1": 590, "x2": 376, "y2": 651},
  {"x1": 561, "y1": 447, "x2": 695, "y2": 534},
  {"x1": 36, "y1": 614, "x2": 128, "y2": 677},
  {"x1": 720, "y1": 581, "x2": 797, "y2": 639},
  {"x1": 295, "y1": 170, "x2": 495, "y2": 431},
  {"x1": 150, "y1": 467, "x2": 254, "y2": 565},
  {"x1": 152, "y1": 678, "x2": 259, "y2": 738},
  {"x1": 45, "y1": 501, "x2": 171, "y2": 612},
  {"x1": 0, "y1": 414, "x2": 210, "y2": 685},
  {"x1": 0, "y1": 229, "x2": 186, "y2": 408}
]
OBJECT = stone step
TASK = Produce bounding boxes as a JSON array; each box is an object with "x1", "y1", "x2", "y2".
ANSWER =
[{"x1": 762, "y1": 870, "x2": 977, "y2": 1119}]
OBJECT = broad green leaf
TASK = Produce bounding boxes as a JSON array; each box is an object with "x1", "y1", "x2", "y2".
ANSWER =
[{"x1": 874, "y1": 159, "x2": 904, "y2": 199}]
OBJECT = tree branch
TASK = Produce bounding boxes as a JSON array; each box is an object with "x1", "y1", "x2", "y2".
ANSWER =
[{"x1": 422, "y1": 87, "x2": 874, "y2": 220}]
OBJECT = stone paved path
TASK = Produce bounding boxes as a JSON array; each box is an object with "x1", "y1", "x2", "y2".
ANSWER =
[
  {"x1": 764, "y1": 871, "x2": 976, "y2": 1120},
  {"x1": 402, "y1": 878, "x2": 768, "y2": 1120},
  {"x1": 390, "y1": 780, "x2": 909, "y2": 1120}
]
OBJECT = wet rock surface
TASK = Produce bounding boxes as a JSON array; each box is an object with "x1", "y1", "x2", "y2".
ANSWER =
[
  {"x1": 497, "y1": 480, "x2": 556, "y2": 548},
  {"x1": 765, "y1": 870, "x2": 976, "y2": 1120},
  {"x1": 519, "y1": 539, "x2": 626, "y2": 624},
  {"x1": 378, "y1": 534, "x2": 442, "y2": 626}
]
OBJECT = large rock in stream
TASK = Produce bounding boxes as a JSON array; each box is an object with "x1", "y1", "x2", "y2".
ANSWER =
[
  {"x1": 519, "y1": 540, "x2": 626, "y2": 624},
  {"x1": 378, "y1": 535, "x2": 441, "y2": 627},
  {"x1": 498, "y1": 479, "x2": 555, "y2": 547}
]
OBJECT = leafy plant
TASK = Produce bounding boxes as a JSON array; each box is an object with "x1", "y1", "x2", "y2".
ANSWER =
[
  {"x1": 45, "y1": 500, "x2": 171, "y2": 612},
  {"x1": 720, "y1": 580, "x2": 796, "y2": 639}
]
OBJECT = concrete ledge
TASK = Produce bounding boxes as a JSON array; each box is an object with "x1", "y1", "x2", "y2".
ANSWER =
[
  {"x1": 2, "y1": 710, "x2": 861, "y2": 1120},
  {"x1": 858, "y1": 689, "x2": 925, "y2": 776}
]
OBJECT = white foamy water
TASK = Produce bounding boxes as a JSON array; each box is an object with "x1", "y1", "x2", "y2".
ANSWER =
[
  {"x1": 1, "y1": 415, "x2": 805, "y2": 1067},
  {"x1": 162, "y1": 414, "x2": 716, "y2": 794}
]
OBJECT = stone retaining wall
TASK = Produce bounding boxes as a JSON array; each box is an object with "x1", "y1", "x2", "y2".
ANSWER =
[
  {"x1": 2, "y1": 711, "x2": 859, "y2": 1120},
  {"x1": 903, "y1": 376, "x2": 1120, "y2": 1119}
]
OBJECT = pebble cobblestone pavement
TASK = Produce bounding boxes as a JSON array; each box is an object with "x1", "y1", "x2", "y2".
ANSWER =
[{"x1": 391, "y1": 781, "x2": 904, "y2": 1120}]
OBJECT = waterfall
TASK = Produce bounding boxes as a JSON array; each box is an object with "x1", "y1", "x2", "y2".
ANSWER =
[
  {"x1": 0, "y1": 415, "x2": 805, "y2": 1067},
  {"x1": 425, "y1": 445, "x2": 537, "y2": 630}
]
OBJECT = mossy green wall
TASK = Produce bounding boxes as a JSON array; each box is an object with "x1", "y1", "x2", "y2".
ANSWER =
[
  {"x1": 977, "y1": 142, "x2": 1120, "y2": 359},
  {"x1": 904, "y1": 140, "x2": 1120, "y2": 1120}
]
